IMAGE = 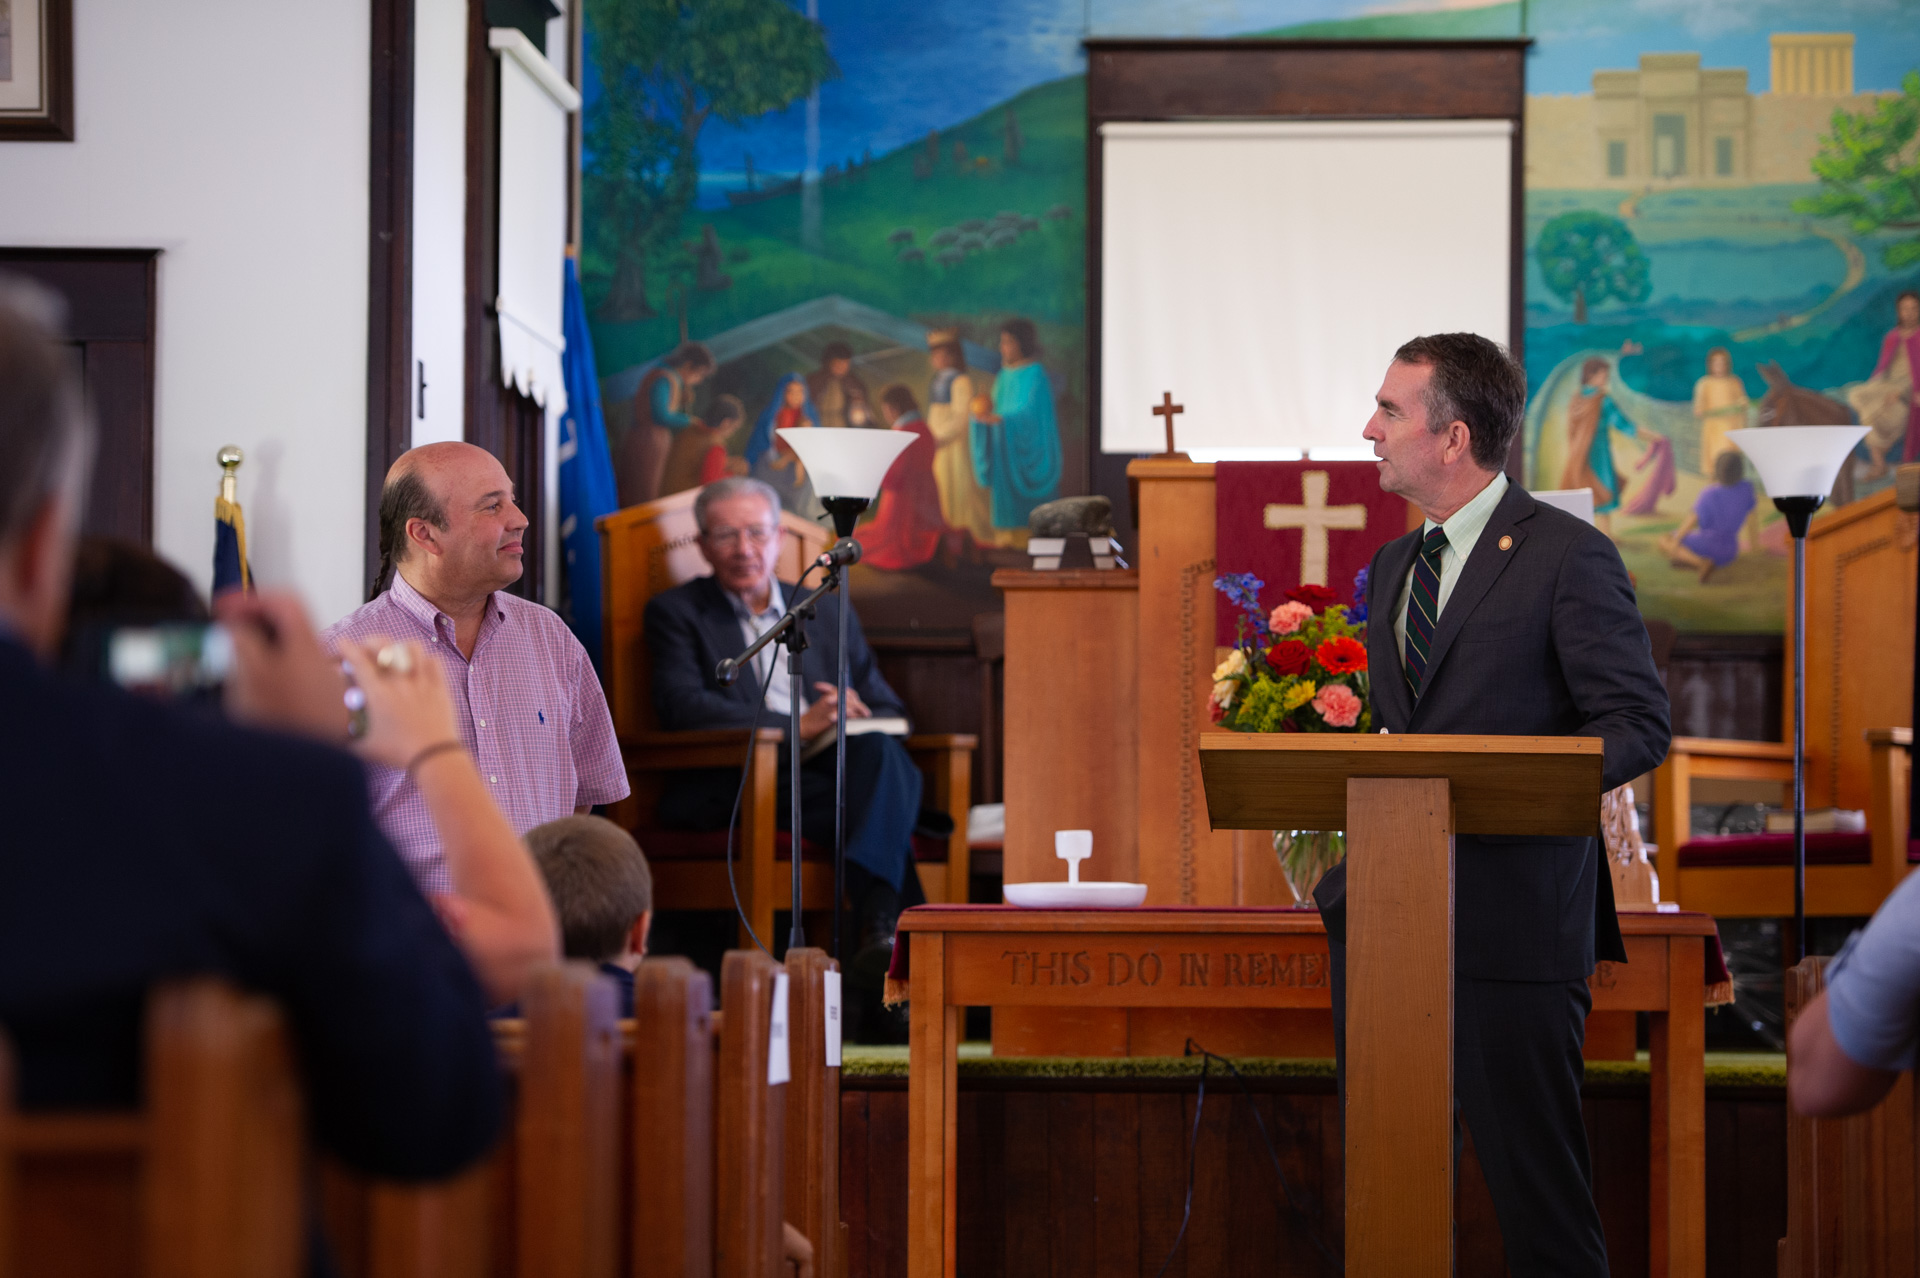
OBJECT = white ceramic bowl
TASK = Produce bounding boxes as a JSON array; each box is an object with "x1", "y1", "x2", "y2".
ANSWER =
[{"x1": 1003, "y1": 881, "x2": 1148, "y2": 909}]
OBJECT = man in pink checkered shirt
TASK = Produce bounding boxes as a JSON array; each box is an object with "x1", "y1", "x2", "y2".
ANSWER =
[{"x1": 325, "y1": 442, "x2": 628, "y2": 895}]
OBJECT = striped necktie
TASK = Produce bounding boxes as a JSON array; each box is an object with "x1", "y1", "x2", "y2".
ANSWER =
[{"x1": 1404, "y1": 525, "x2": 1449, "y2": 698}]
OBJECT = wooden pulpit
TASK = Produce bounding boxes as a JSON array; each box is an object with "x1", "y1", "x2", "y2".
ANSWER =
[{"x1": 1197, "y1": 732, "x2": 1604, "y2": 1275}]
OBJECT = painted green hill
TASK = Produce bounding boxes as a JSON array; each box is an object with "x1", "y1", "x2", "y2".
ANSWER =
[
  {"x1": 1254, "y1": 2, "x2": 1522, "y2": 39},
  {"x1": 585, "y1": 74, "x2": 1087, "y2": 376}
]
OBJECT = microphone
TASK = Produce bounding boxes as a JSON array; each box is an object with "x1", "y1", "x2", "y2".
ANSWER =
[{"x1": 814, "y1": 539, "x2": 861, "y2": 570}]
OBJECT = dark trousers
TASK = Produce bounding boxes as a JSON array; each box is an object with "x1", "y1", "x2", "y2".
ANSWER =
[
  {"x1": 1329, "y1": 938, "x2": 1609, "y2": 1277},
  {"x1": 776, "y1": 732, "x2": 922, "y2": 893}
]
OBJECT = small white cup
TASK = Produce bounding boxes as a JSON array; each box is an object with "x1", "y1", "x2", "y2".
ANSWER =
[{"x1": 1054, "y1": 829, "x2": 1093, "y2": 884}]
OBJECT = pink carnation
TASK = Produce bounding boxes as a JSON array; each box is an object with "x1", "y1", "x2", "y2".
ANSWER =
[
  {"x1": 1268, "y1": 601, "x2": 1314, "y2": 635},
  {"x1": 1312, "y1": 683, "x2": 1362, "y2": 728}
]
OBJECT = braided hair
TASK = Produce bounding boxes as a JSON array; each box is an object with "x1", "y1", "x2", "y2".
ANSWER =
[{"x1": 371, "y1": 468, "x2": 449, "y2": 600}]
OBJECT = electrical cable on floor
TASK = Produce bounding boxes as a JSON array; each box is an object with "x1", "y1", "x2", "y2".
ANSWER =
[
  {"x1": 1152, "y1": 1039, "x2": 1344, "y2": 1276},
  {"x1": 723, "y1": 654, "x2": 781, "y2": 957}
]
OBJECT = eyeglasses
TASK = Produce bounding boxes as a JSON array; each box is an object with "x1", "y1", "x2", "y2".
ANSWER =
[{"x1": 704, "y1": 524, "x2": 778, "y2": 549}]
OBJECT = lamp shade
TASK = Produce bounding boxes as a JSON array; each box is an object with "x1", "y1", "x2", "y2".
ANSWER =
[
  {"x1": 776, "y1": 427, "x2": 913, "y2": 500},
  {"x1": 1726, "y1": 426, "x2": 1867, "y2": 498}
]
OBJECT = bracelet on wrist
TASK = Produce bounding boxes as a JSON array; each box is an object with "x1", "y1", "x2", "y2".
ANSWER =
[{"x1": 404, "y1": 739, "x2": 466, "y2": 779}]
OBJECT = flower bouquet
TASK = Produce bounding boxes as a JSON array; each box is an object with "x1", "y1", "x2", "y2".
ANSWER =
[{"x1": 1210, "y1": 568, "x2": 1373, "y2": 901}]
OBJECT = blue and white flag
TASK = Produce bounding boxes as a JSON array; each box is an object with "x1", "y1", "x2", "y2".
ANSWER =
[{"x1": 558, "y1": 255, "x2": 619, "y2": 671}]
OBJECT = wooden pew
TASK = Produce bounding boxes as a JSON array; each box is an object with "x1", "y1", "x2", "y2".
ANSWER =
[
  {"x1": 782, "y1": 949, "x2": 842, "y2": 1278},
  {"x1": 325, "y1": 954, "x2": 796, "y2": 1278},
  {"x1": 1779, "y1": 956, "x2": 1920, "y2": 1277},
  {"x1": 0, "y1": 979, "x2": 305, "y2": 1278}
]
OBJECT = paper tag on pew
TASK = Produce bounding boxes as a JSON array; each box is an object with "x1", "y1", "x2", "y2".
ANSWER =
[
  {"x1": 823, "y1": 969, "x2": 843, "y2": 1067},
  {"x1": 768, "y1": 971, "x2": 791, "y2": 1085}
]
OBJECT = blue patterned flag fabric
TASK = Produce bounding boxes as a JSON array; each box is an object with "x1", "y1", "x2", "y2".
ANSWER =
[
  {"x1": 212, "y1": 495, "x2": 249, "y2": 596},
  {"x1": 1402, "y1": 525, "x2": 1447, "y2": 697},
  {"x1": 557, "y1": 255, "x2": 619, "y2": 671}
]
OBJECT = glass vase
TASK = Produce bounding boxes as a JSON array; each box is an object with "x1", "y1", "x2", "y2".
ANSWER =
[{"x1": 1271, "y1": 830, "x2": 1347, "y2": 906}]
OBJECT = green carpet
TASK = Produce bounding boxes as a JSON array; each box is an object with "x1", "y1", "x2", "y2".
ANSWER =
[{"x1": 840, "y1": 1046, "x2": 1786, "y2": 1088}]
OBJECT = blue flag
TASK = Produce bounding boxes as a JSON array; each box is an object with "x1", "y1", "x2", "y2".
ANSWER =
[
  {"x1": 212, "y1": 487, "x2": 250, "y2": 596},
  {"x1": 558, "y1": 255, "x2": 619, "y2": 670}
]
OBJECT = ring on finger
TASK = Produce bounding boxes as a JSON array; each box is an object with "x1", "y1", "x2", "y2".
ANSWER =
[{"x1": 375, "y1": 642, "x2": 415, "y2": 675}]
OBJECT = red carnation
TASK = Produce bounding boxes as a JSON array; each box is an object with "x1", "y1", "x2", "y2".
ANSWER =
[
  {"x1": 1266, "y1": 639, "x2": 1312, "y2": 677},
  {"x1": 1288, "y1": 583, "x2": 1340, "y2": 613},
  {"x1": 1316, "y1": 636, "x2": 1367, "y2": 675}
]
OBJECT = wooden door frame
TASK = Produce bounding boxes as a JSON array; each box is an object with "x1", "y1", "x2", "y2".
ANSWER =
[
  {"x1": 365, "y1": 0, "x2": 416, "y2": 599},
  {"x1": 1082, "y1": 38, "x2": 1533, "y2": 524}
]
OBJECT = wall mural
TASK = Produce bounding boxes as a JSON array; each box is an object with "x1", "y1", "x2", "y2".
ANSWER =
[{"x1": 580, "y1": 0, "x2": 1920, "y2": 636}]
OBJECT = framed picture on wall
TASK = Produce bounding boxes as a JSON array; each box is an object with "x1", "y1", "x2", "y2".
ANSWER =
[{"x1": 0, "y1": 0, "x2": 73, "y2": 141}]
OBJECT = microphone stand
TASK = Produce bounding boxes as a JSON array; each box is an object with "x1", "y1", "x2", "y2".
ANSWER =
[
  {"x1": 818, "y1": 499, "x2": 871, "y2": 964},
  {"x1": 715, "y1": 538, "x2": 862, "y2": 954}
]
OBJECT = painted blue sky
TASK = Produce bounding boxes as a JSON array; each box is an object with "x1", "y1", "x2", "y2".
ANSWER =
[{"x1": 579, "y1": 0, "x2": 1920, "y2": 207}]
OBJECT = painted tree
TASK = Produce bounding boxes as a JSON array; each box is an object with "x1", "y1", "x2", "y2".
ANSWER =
[
  {"x1": 1004, "y1": 106, "x2": 1024, "y2": 168},
  {"x1": 1535, "y1": 210, "x2": 1651, "y2": 323},
  {"x1": 587, "y1": 0, "x2": 836, "y2": 322},
  {"x1": 1795, "y1": 70, "x2": 1920, "y2": 269}
]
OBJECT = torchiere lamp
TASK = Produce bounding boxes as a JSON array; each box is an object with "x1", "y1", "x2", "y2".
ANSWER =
[
  {"x1": 777, "y1": 426, "x2": 913, "y2": 959},
  {"x1": 1726, "y1": 424, "x2": 1868, "y2": 961}
]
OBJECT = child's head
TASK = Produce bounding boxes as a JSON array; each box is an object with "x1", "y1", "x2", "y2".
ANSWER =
[
  {"x1": 526, "y1": 816, "x2": 653, "y2": 966},
  {"x1": 1712, "y1": 448, "x2": 1745, "y2": 486},
  {"x1": 1580, "y1": 358, "x2": 1611, "y2": 389},
  {"x1": 1706, "y1": 346, "x2": 1731, "y2": 376},
  {"x1": 711, "y1": 393, "x2": 746, "y2": 428}
]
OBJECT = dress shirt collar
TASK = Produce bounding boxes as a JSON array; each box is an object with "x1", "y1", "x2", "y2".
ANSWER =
[
  {"x1": 1422, "y1": 470, "x2": 1509, "y2": 560},
  {"x1": 388, "y1": 570, "x2": 506, "y2": 648},
  {"x1": 724, "y1": 577, "x2": 786, "y2": 624}
]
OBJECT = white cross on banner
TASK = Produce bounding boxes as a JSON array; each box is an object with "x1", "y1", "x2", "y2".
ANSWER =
[{"x1": 1262, "y1": 471, "x2": 1369, "y2": 586}]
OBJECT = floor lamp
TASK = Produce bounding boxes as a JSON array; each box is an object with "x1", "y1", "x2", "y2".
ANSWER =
[
  {"x1": 777, "y1": 425, "x2": 913, "y2": 960},
  {"x1": 1726, "y1": 424, "x2": 1868, "y2": 962}
]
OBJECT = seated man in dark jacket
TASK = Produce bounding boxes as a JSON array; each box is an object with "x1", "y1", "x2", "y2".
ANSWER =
[
  {"x1": 0, "y1": 277, "x2": 503, "y2": 1184},
  {"x1": 644, "y1": 476, "x2": 927, "y2": 950}
]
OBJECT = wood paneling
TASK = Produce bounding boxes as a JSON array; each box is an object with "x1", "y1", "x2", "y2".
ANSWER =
[
  {"x1": 843, "y1": 1080, "x2": 1789, "y2": 1278},
  {"x1": 0, "y1": 250, "x2": 158, "y2": 546}
]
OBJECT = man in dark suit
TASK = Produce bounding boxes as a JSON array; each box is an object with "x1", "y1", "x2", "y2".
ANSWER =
[
  {"x1": 0, "y1": 278, "x2": 503, "y2": 1184},
  {"x1": 1315, "y1": 333, "x2": 1669, "y2": 1276},
  {"x1": 644, "y1": 476, "x2": 926, "y2": 949}
]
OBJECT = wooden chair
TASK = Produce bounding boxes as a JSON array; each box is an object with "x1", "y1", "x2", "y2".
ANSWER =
[
  {"x1": 1779, "y1": 956, "x2": 1920, "y2": 1276},
  {"x1": 1652, "y1": 730, "x2": 1911, "y2": 918},
  {"x1": 598, "y1": 490, "x2": 978, "y2": 946},
  {"x1": 0, "y1": 979, "x2": 305, "y2": 1278},
  {"x1": 781, "y1": 949, "x2": 842, "y2": 1278}
]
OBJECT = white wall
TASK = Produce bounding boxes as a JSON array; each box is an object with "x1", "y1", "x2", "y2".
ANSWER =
[
  {"x1": 0, "y1": 1, "x2": 371, "y2": 623},
  {"x1": 412, "y1": 0, "x2": 467, "y2": 450}
]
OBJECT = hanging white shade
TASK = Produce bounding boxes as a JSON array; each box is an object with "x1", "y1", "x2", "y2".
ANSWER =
[
  {"x1": 1727, "y1": 426, "x2": 1868, "y2": 499},
  {"x1": 777, "y1": 427, "x2": 913, "y2": 501}
]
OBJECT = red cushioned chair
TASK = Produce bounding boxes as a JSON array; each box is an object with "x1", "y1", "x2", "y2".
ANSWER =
[
  {"x1": 597, "y1": 490, "x2": 975, "y2": 948},
  {"x1": 1651, "y1": 729, "x2": 1910, "y2": 918}
]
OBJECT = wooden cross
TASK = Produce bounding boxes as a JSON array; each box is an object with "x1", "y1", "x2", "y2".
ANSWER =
[{"x1": 1152, "y1": 392, "x2": 1184, "y2": 455}]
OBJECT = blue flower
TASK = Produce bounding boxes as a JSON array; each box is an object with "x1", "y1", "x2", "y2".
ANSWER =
[{"x1": 1349, "y1": 566, "x2": 1370, "y2": 624}]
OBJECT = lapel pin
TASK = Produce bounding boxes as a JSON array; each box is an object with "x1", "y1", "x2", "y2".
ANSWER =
[{"x1": 1497, "y1": 535, "x2": 1513, "y2": 551}]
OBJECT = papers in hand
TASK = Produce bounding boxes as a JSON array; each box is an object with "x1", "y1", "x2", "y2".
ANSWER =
[{"x1": 801, "y1": 716, "x2": 909, "y2": 762}]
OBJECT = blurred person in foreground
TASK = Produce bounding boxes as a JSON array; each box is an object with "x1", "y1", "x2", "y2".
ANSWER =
[
  {"x1": 326, "y1": 441, "x2": 629, "y2": 897},
  {"x1": 1789, "y1": 868, "x2": 1920, "y2": 1117},
  {"x1": 0, "y1": 276, "x2": 521, "y2": 1189}
]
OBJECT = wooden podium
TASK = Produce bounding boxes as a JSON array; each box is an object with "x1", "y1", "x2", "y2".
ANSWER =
[{"x1": 1198, "y1": 733, "x2": 1604, "y2": 1275}]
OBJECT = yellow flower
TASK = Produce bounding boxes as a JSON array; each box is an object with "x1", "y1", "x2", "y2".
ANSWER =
[
  {"x1": 1282, "y1": 681, "x2": 1317, "y2": 711},
  {"x1": 1211, "y1": 649, "x2": 1247, "y2": 682}
]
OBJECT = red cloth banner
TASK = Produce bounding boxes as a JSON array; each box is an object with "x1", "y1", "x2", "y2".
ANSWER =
[{"x1": 1214, "y1": 461, "x2": 1410, "y2": 644}]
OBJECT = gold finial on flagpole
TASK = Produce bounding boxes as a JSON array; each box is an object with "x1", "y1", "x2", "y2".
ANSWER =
[{"x1": 217, "y1": 445, "x2": 243, "y2": 504}]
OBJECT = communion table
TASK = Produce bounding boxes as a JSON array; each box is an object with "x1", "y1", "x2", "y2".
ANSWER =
[{"x1": 897, "y1": 907, "x2": 1720, "y2": 1278}]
